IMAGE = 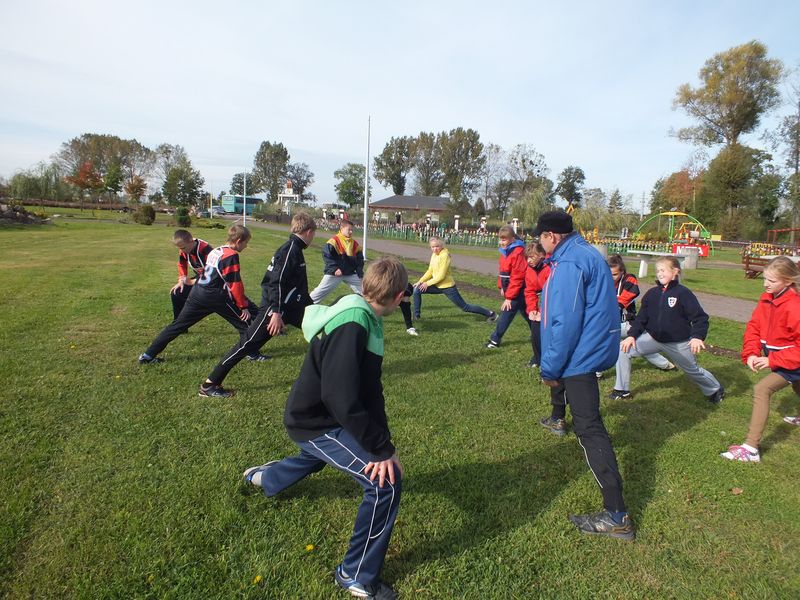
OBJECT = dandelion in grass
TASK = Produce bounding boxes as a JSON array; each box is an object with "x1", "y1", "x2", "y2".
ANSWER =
[
  {"x1": 252, "y1": 575, "x2": 262, "y2": 585},
  {"x1": 305, "y1": 544, "x2": 315, "y2": 552}
]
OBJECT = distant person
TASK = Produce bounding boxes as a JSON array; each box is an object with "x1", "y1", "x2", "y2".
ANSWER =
[
  {"x1": 722, "y1": 257, "x2": 800, "y2": 462},
  {"x1": 412, "y1": 237, "x2": 496, "y2": 323},
  {"x1": 138, "y1": 225, "x2": 265, "y2": 364},
  {"x1": 535, "y1": 210, "x2": 635, "y2": 540},
  {"x1": 310, "y1": 219, "x2": 364, "y2": 304},
  {"x1": 169, "y1": 229, "x2": 213, "y2": 328},
  {"x1": 616, "y1": 257, "x2": 725, "y2": 403},
  {"x1": 603, "y1": 254, "x2": 675, "y2": 382},
  {"x1": 198, "y1": 213, "x2": 316, "y2": 397},
  {"x1": 242, "y1": 257, "x2": 407, "y2": 599},
  {"x1": 485, "y1": 226, "x2": 529, "y2": 350}
]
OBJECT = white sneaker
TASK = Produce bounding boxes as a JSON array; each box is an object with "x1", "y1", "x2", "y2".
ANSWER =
[
  {"x1": 406, "y1": 327, "x2": 418, "y2": 336},
  {"x1": 720, "y1": 444, "x2": 760, "y2": 462},
  {"x1": 242, "y1": 461, "x2": 278, "y2": 488},
  {"x1": 783, "y1": 415, "x2": 800, "y2": 426}
]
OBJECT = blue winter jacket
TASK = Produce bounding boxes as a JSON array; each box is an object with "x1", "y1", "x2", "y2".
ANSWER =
[{"x1": 540, "y1": 232, "x2": 620, "y2": 380}]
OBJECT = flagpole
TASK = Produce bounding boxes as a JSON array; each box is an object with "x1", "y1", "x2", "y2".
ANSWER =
[
  {"x1": 242, "y1": 171, "x2": 247, "y2": 226},
  {"x1": 362, "y1": 116, "x2": 371, "y2": 260}
]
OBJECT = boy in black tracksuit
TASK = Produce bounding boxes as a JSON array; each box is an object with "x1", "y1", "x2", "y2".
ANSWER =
[
  {"x1": 199, "y1": 213, "x2": 317, "y2": 397},
  {"x1": 242, "y1": 257, "x2": 407, "y2": 600}
]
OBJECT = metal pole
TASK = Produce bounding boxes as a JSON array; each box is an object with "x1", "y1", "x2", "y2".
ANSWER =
[
  {"x1": 362, "y1": 116, "x2": 371, "y2": 259},
  {"x1": 243, "y1": 171, "x2": 247, "y2": 226}
]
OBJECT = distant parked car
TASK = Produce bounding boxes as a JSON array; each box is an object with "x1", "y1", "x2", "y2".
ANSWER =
[{"x1": 211, "y1": 206, "x2": 227, "y2": 216}]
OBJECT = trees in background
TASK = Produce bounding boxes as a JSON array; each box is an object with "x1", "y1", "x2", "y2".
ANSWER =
[
  {"x1": 252, "y1": 141, "x2": 290, "y2": 202},
  {"x1": 162, "y1": 158, "x2": 205, "y2": 207},
  {"x1": 229, "y1": 172, "x2": 257, "y2": 196},
  {"x1": 555, "y1": 166, "x2": 586, "y2": 209},
  {"x1": 286, "y1": 162, "x2": 316, "y2": 203},
  {"x1": 373, "y1": 136, "x2": 415, "y2": 195},
  {"x1": 334, "y1": 163, "x2": 369, "y2": 207}
]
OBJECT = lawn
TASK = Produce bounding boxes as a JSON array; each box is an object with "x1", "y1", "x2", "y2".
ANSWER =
[{"x1": 1, "y1": 220, "x2": 798, "y2": 599}]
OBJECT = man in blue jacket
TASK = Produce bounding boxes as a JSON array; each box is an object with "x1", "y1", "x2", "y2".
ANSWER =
[{"x1": 536, "y1": 210, "x2": 635, "y2": 541}]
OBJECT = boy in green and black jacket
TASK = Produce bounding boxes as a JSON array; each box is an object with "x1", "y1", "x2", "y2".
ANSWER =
[{"x1": 243, "y1": 257, "x2": 407, "y2": 600}]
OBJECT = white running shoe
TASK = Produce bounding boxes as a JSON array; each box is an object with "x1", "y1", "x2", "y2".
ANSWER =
[
  {"x1": 406, "y1": 327, "x2": 418, "y2": 336},
  {"x1": 783, "y1": 415, "x2": 800, "y2": 426}
]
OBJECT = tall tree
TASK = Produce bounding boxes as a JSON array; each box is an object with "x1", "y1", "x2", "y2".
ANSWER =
[
  {"x1": 103, "y1": 161, "x2": 124, "y2": 197},
  {"x1": 373, "y1": 136, "x2": 414, "y2": 195},
  {"x1": 286, "y1": 162, "x2": 315, "y2": 203},
  {"x1": 555, "y1": 166, "x2": 586, "y2": 209},
  {"x1": 334, "y1": 163, "x2": 370, "y2": 207},
  {"x1": 436, "y1": 127, "x2": 485, "y2": 201},
  {"x1": 410, "y1": 132, "x2": 444, "y2": 196},
  {"x1": 507, "y1": 144, "x2": 549, "y2": 196},
  {"x1": 230, "y1": 172, "x2": 257, "y2": 196},
  {"x1": 673, "y1": 40, "x2": 784, "y2": 147},
  {"x1": 607, "y1": 188, "x2": 623, "y2": 213},
  {"x1": 252, "y1": 141, "x2": 290, "y2": 202},
  {"x1": 162, "y1": 158, "x2": 205, "y2": 207},
  {"x1": 124, "y1": 175, "x2": 148, "y2": 202},
  {"x1": 478, "y1": 143, "x2": 507, "y2": 215},
  {"x1": 154, "y1": 144, "x2": 188, "y2": 183},
  {"x1": 64, "y1": 161, "x2": 104, "y2": 200}
]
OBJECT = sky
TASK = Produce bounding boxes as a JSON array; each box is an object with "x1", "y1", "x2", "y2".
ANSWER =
[{"x1": 1, "y1": 0, "x2": 798, "y2": 208}]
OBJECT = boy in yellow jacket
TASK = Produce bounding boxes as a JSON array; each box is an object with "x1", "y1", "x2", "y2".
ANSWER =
[{"x1": 412, "y1": 237, "x2": 496, "y2": 322}]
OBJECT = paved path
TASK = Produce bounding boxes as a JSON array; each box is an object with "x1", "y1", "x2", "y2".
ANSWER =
[{"x1": 251, "y1": 220, "x2": 756, "y2": 323}]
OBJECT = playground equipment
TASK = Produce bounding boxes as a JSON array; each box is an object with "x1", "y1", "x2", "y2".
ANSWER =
[{"x1": 632, "y1": 211, "x2": 713, "y2": 257}]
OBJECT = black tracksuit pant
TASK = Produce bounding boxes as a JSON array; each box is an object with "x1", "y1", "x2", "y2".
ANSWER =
[
  {"x1": 552, "y1": 373, "x2": 626, "y2": 513},
  {"x1": 171, "y1": 285, "x2": 192, "y2": 321},
  {"x1": 145, "y1": 287, "x2": 258, "y2": 358},
  {"x1": 206, "y1": 305, "x2": 304, "y2": 385}
]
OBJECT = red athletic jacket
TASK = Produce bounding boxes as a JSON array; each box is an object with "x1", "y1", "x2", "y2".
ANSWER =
[
  {"x1": 196, "y1": 246, "x2": 249, "y2": 309},
  {"x1": 742, "y1": 287, "x2": 800, "y2": 372},
  {"x1": 525, "y1": 260, "x2": 551, "y2": 314},
  {"x1": 177, "y1": 238, "x2": 212, "y2": 279},
  {"x1": 497, "y1": 242, "x2": 527, "y2": 300}
]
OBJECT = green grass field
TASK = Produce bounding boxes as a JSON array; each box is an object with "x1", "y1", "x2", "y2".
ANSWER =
[{"x1": 1, "y1": 220, "x2": 798, "y2": 598}]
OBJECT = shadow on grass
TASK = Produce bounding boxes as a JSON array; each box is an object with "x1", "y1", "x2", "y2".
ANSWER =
[{"x1": 387, "y1": 441, "x2": 582, "y2": 580}]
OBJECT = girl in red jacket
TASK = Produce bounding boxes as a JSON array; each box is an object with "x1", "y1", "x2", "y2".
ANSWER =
[
  {"x1": 524, "y1": 242, "x2": 549, "y2": 367},
  {"x1": 722, "y1": 256, "x2": 800, "y2": 462}
]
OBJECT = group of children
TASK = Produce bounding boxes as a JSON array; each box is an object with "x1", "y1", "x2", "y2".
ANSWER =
[{"x1": 136, "y1": 214, "x2": 800, "y2": 598}]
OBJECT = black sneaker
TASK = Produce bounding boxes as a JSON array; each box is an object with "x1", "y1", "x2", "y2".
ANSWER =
[
  {"x1": 608, "y1": 389, "x2": 631, "y2": 400},
  {"x1": 246, "y1": 353, "x2": 271, "y2": 362},
  {"x1": 568, "y1": 510, "x2": 636, "y2": 541},
  {"x1": 138, "y1": 353, "x2": 163, "y2": 364},
  {"x1": 539, "y1": 416, "x2": 567, "y2": 437},
  {"x1": 334, "y1": 565, "x2": 396, "y2": 599},
  {"x1": 487, "y1": 311, "x2": 498, "y2": 323},
  {"x1": 198, "y1": 383, "x2": 236, "y2": 398},
  {"x1": 707, "y1": 386, "x2": 725, "y2": 404},
  {"x1": 484, "y1": 340, "x2": 499, "y2": 349}
]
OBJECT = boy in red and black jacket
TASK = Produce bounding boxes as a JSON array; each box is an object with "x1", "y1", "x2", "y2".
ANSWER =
[
  {"x1": 485, "y1": 226, "x2": 530, "y2": 349},
  {"x1": 139, "y1": 225, "x2": 260, "y2": 364},
  {"x1": 170, "y1": 229, "x2": 213, "y2": 323},
  {"x1": 198, "y1": 213, "x2": 317, "y2": 397}
]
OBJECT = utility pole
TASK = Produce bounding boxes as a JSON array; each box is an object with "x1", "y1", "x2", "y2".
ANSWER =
[{"x1": 362, "y1": 116, "x2": 371, "y2": 259}]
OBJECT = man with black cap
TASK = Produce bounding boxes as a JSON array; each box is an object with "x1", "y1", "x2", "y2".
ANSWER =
[{"x1": 534, "y1": 209, "x2": 635, "y2": 540}]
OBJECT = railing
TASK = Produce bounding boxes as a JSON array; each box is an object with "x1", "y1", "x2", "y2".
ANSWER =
[{"x1": 361, "y1": 224, "x2": 502, "y2": 247}]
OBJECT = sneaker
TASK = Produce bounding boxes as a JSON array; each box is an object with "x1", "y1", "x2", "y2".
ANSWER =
[
  {"x1": 484, "y1": 340, "x2": 499, "y2": 349},
  {"x1": 487, "y1": 311, "x2": 498, "y2": 323},
  {"x1": 527, "y1": 358, "x2": 539, "y2": 368},
  {"x1": 720, "y1": 444, "x2": 760, "y2": 462},
  {"x1": 242, "y1": 460, "x2": 278, "y2": 488},
  {"x1": 246, "y1": 353, "x2": 271, "y2": 362},
  {"x1": 406, "y1": 327, "x2": 419, "y2": 336},
  {"x1": 783, "y1": 415, "x2": 800, "y2": 426},
  {"x1": 608, "y1": 389, "x2": 631, "y2": 400},
  {"x1": 539, "y1": 416, "x2": 567, "y2": 437},
  {"x1": 198, "y1": 383, "x2": 236, "y2": 398},
  {"x1": 334, "y1": 565, "x2": 397, "y2": 600},
  {"x1": 707, "y1": 386, "x2": 725, "y2": 404},
  {"x1": 660, "y1": 361, "x2": 677, "y2": 371},
  {"x1": 595, "y1": 371, "x2": 604, "y2": 379},
  {"x1": 138, "y1": 353, "x2": 163, "y2": 364},
  {"x1": 568, "y1": 510, "x2": 636, "y2": 541}
]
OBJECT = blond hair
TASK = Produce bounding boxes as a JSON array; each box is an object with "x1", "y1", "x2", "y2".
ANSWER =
[
  {"x1": 173, "y1": 229, "x2": 193, "y2": 243},
  {"x1": 227, "y1": 224, "x2": 251, "y2": 244},
  {"x1": 765, "y1": 256, "x2": 800, "y2": 286},
  {"x1": 498, "y1": 225, "x2": 515, "y2": 239},
  {"x1": 362, "y1": 256, "x2": 408, "y2": 306},
  {"x1": 291, "y1": 212, "x2": 317, "y2": 234},
  {"x1": 656, "y1": 256, "x2": 681, "y2": 272}
]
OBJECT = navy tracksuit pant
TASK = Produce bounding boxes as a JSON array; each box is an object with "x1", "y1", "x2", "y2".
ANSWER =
[{"x1": 257, "y1": 427, "x2": 401, "y2": 586}]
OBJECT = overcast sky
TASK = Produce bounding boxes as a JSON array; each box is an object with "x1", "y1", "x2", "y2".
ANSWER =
[{"x1": 1, "y1": 0, "x2": 798, "y2": 207}]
